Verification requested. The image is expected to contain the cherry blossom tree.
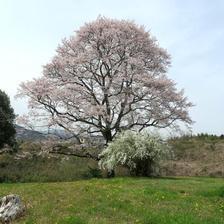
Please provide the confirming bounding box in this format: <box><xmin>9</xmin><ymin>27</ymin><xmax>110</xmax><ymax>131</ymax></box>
<box><xmin>17</xmin><ymin>17</ymin><xmax>193</xmax><ymax>145</ymax></box>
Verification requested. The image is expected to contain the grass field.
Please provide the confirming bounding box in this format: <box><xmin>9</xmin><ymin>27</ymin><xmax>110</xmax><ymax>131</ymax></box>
<box><xmin>0</xmin><ymin>177</ymin><xmax>224</xmax><ymax>224</ymax></box>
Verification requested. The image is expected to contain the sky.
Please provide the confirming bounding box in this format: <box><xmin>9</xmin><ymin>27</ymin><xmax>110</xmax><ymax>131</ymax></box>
<box><xmin>0</xmin><ymin>0</ymin><xmax>224</xmax><ymax>135</ymax></box>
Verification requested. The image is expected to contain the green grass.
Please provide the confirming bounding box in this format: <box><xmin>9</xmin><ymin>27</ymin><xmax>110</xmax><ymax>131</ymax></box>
<box><xmin>0</xmin><ymin>177</ymin><xmax>224</xmax><ymax>223</ymax></box>
<box><xmin>0</xmin><ymin>154</ymin><xmax>99</xmax><ymax>183</ymax></box>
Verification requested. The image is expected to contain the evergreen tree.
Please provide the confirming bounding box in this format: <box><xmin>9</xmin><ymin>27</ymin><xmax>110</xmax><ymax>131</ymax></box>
<box><xmin>0</xmin><ymin>90</ymin><xmax>16</xmax><ymax>149</ymax></box>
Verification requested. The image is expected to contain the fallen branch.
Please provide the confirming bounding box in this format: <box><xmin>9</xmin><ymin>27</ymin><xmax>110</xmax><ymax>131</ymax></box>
<box><xmin>49</xmin><ymin>144</ymin><xmax>101</xmax><ymax>161</ymax></box>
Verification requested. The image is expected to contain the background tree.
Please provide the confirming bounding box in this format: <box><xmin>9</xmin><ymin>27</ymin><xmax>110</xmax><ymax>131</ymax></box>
<box><xmin>17</xmin><ymin>17</ymin><xmax>192</xmax><ymax>145</ymax></box>
<box><xmin>0</xmin><ymin>90</ymin><xmax>16</xmax><ymax>149</ymax></box>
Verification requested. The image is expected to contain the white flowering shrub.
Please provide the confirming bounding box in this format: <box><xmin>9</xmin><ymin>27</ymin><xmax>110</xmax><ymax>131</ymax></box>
<box><xmin>99</xmin><ymin>131</ymin><xmax>170</xmax><ymax>176</ymax></box>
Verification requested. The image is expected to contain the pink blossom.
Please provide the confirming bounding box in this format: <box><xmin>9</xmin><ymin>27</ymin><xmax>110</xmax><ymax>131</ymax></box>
<box><xmin>16</xmin><ymin>17</ymin><xmax>193</xmax><ymax>142</ymax></box>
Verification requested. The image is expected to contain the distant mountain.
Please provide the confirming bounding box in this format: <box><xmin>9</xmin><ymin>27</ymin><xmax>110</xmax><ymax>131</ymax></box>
<box><xmin>46</xmin><ymin>129</ymin><xmax>74</xmax><ymax>139</ymax></box>
<box><xmin>15</xmin><ymin>125</ymin><xmax>48</xmax><ymax>141</ymax></box>
<box><xmin>15</xmin><ymin>125</ymin><xmax>105</xmax><ymax>144</ymax></box>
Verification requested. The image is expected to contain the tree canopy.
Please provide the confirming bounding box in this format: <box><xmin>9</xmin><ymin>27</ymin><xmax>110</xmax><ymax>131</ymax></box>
<box><xmin>17</xmin><ymin>17</ymin><xmax>193</xmax><ymax>143</ymax></box>
<box><xmin>0</xmin><ymin>90</ymin><xmax>16</xmax><ymax>149</ymax></box>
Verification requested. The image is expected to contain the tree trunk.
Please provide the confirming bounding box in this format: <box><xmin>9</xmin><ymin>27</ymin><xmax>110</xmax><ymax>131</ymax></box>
<box><xmin>103</xmin><ymin>129</ymin><xmax>115</xmax><ymax>178</ymax></box>
<box><xmin>106</xmin><ymin>169</ymin><xmax>115</xmax><ymax>178</ymax></box>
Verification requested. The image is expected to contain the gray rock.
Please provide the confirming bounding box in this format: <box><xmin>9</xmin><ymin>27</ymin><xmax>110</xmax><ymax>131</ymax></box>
<box><xmin>0</xmin><ymin>195</ymin><xmax>25</xmax><ymax>223</ymax></box>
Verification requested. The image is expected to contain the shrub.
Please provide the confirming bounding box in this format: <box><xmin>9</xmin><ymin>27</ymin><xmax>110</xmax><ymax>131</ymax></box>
<box><xmin>82</xmin><ymin>166</ymin><xmax>102</xmax><ymax>178</ymax></box>
<box><xmin>99</xmin><ymin>131</ymin><xmax>170</xmax><ymax>176</ymax></box>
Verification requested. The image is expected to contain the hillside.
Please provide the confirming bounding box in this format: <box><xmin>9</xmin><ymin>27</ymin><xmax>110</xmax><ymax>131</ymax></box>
<box><xmin>162</xmin><ymin>135</ymin><xmax>224</xmax><ymax>177</ymax></box>
<box><xmin>1</xmin><ymin>134</ymin><xmax>224</xmax><ymax>183</ymax></box>
<box><xmin>0</xmin><ymin>177</ymin><xmax>224</xmax><ymax>224</ymax></box>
